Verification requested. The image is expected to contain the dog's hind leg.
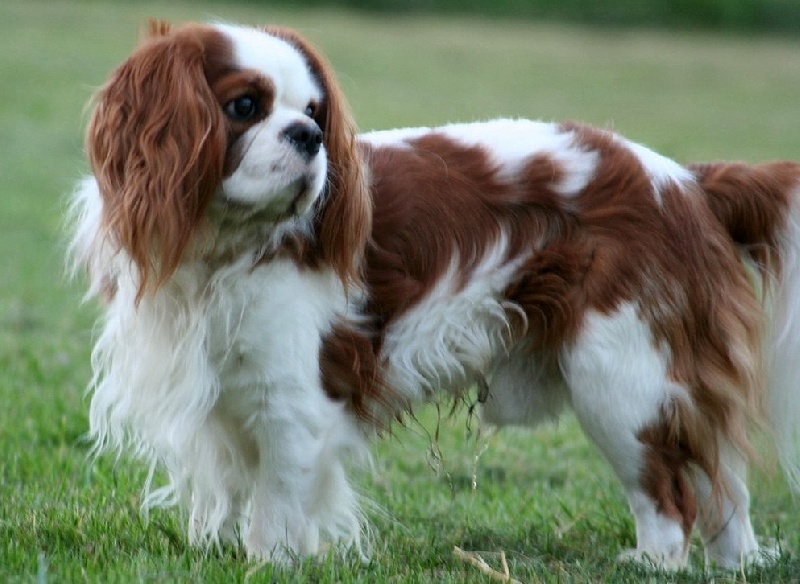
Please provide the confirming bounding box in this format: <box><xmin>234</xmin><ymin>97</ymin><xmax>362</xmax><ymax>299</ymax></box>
<box><xmin>563</xmin><ymin>304</ymin><xmax>696</xmax><ymax>569</ymax></box>
<box><xmin>691</xmin><ymin>442</ymin><xmax>772</xmax><ymax>570</ymax></box>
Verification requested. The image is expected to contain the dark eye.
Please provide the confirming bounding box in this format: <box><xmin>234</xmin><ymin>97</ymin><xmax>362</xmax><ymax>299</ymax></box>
<box><xmin>225</xmin><ymin>95</ymin><xmax>259</xmax><ymax>121</ymax></box>
<box><xmin>304</xmin><ymin>102</ymin><xmax>318</xmax><ymax>118</ymax></box>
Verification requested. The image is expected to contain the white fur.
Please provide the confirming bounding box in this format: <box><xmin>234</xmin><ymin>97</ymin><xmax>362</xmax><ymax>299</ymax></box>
<box><xmin>380</xmin><ymin>232</ymin><xmax>529</xmax><ymax>403</ymax></box>
<box><xmin>564</xmin><ymin>304</ymin><xmax>688</xmax><ymax>470</ymax></box>
<box><xmin>619</xmin><ymin>491</ymin><xmax>689</xmax><ymax>569</ymax></box>
<box><xmin>66</xmin><ymin>177</ymin><xmax>119</xmax><ymax>300</ymax></box>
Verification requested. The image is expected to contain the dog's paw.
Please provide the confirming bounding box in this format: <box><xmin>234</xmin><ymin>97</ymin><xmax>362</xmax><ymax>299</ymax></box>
<box><xmin>751</xmin><ymin>542</ymin><xmax>782</xmax><ymax>566</ymax></box>
<box><xmin>617</xmin><ymin>547</ymin><xmax>689</xmax><ymax>571</ymax></box>
<box><xmin>705</xmin><ymin>540</ymin><xmax>782</xmax><ymax>571</ymax></box>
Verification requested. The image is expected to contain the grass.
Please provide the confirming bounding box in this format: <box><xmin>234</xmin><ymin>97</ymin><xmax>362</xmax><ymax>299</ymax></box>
<box><xmin>2</xmin><ymin>0</ymin><xmax>800</xmax><ymax>581</ymax></box>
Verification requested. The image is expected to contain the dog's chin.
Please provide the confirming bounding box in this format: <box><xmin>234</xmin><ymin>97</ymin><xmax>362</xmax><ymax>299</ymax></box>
<box><xmin>216</xmin><ymin>177</ymin><xmax>320</xmax><ymax>224</ymax></box>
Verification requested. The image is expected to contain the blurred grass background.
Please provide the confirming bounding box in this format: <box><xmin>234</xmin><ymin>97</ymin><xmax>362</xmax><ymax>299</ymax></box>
<box><xmin>223</xmin><ymin>0</ymin><xmax>800</xmax><ymax>34</ymax></box>
<box><xmin>2</xmin><ymin>0</ymin><xmax>800</xmax><ymax>581</ymax></box>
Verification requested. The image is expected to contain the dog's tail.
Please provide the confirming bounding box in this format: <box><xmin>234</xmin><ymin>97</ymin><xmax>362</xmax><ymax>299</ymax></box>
<box><xmin>690</xmin><ymin>161</ymin><xmax>800</xmax><ymax>490</ymax></box>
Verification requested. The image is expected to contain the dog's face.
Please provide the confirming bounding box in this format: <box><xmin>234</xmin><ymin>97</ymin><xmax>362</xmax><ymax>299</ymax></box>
<box><xmin>86</xmin><ymin>22</ymin><xmax>370</xmax><ymax>295</ymax></box>
<box><xmin>212</xmin><ymin>24</ymin><xmax>327</xmax><ymax>219</ymax></box>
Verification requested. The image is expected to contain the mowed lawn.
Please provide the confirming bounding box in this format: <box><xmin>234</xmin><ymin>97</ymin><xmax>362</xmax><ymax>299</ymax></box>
<box><xmin>3</xmin><ymin>0</ymin><xmax>800</xmax><ymax>581</ymax></box>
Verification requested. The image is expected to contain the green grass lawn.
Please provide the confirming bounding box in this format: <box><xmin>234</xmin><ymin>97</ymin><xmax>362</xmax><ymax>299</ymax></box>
<box><xmin>3</xmin><ymin>0</ymin><xmax>800</xmax><ymax>581</ymax></box>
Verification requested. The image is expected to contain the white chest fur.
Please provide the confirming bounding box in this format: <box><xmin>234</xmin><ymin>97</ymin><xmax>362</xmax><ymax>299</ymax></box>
<box><xmin>207</xmin><ymin>259</ymin><xmax>348</xmax><ymax>396</ymax></box>
<box><xmin>90</xmin><ymin>256</ymin><xmax>367</xmax><ymax>559</ymax></box>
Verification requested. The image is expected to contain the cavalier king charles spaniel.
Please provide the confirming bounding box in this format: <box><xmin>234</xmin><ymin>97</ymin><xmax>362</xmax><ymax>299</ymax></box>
<box><xmin>69</xmin><ymin>21</ymin><xmax>800</xmax><ymax>569</ymax></box>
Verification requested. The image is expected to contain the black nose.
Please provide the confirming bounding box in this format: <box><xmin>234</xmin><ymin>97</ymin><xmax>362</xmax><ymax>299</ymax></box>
<box><xmin>282</xmin><ymin>121</ymin><xmax>323</xmax><ymax>158</ymax></box>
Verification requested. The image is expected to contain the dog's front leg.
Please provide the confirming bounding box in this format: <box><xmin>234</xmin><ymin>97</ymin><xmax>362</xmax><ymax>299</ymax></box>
<box><xmin>212</xmin><ymin>264</ymin><xmax>368</xmax><ymax>562</ymax></box>
<box><xmin>244</xmin><ymin>389</ymin><xmax>323</xmax><ymax>561</ymax></box>
<box><xmin>240</xmin><ymin>377</ymin><xmax>364</xmax><ymax>563</ymax></box>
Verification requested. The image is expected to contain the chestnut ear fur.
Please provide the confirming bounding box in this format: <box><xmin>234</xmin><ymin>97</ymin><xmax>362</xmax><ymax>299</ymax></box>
<box><xmin>266</xmin><ymin>26</ymin><xmax>373</xmax><ymax>288</ymax></box>
<box><xmin>86</xmin><ymin>22</ymin><xmax>227</xmax><ymax>299</ymax></box>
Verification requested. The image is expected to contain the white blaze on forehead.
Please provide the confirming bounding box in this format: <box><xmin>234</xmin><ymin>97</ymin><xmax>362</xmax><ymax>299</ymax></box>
<box><xmin>214</xmin><ymin>23</ymin><xmax>323</xmax><ymax>108</ymax></box>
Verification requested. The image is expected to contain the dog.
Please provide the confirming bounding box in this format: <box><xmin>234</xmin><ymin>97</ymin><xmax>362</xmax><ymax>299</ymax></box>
<box><xmin>69</xmin><ymin>21</ymin><xmax>800</xmax><ymax>569</ymax></box>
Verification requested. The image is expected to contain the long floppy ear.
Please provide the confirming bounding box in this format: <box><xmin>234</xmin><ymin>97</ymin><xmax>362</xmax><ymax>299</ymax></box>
<box><xmin>266</xmin><ymin>27</ymin><xmax>372</xmax><ymax>288</ymax></box>
<box><xmin>86</xmin><ymin>22</ymin><xmax>227</xmax><ymax>299</ymax></box>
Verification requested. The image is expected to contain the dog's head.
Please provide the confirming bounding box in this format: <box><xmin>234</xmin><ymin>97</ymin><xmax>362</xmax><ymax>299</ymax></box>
<box><xmin>86</xmin><ymin>22</ymin><xmax>370</xmax><ymax>297</ymax></box>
